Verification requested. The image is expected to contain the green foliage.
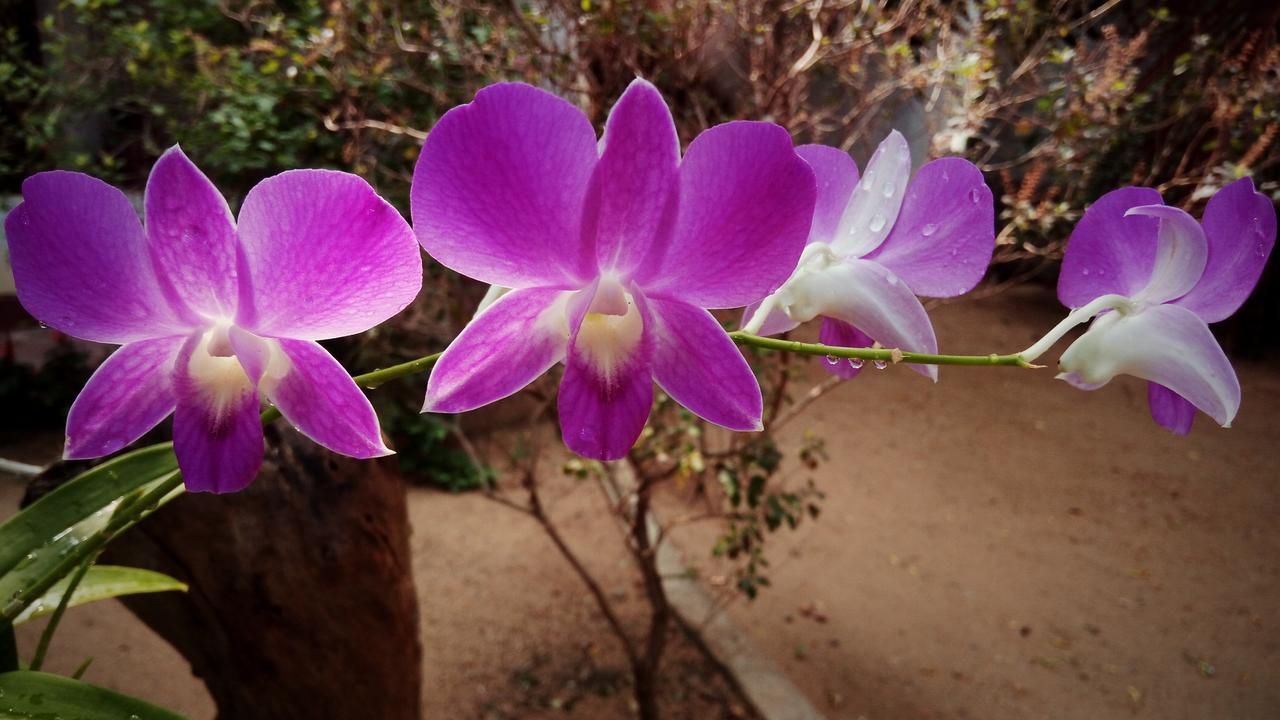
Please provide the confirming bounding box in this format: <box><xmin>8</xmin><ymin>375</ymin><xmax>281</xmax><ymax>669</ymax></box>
<box><xmin>0</xmin><ymin>670</ymin><xmax>184</xmax><ymax>719</ymax></box>
<box><xmin>376</xmin><ymin>393</ymin><xmax>493</xmax><ymax>492</ymax></box>
<box><xmin>14</xmin><ymin>565</ymin><xmax>187</xmax><ymax>625</ymax></box>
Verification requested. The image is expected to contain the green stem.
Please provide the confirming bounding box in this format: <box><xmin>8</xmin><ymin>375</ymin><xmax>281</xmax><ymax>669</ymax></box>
<box><xmin>29</xmin><ymin>552</ymin><xmax>97</xmax><ymax>671</ymax></box>
<box><xmin>728</xmin><ymin>332</ymin><xmax>1035</xmax><ymax>368</ymax></box>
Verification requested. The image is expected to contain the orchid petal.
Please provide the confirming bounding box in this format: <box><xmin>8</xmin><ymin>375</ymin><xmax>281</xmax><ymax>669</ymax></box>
<box><xmin>831</xmin><ymin>130</ymin><xmax>912</xmax><ymax>257</ymax></box>
<box><xmin>646</xmin><ymin>296</ymin><xmax>761</xmax><ymax>431</ymax></box>
<box><xmin>795</xmin><ymin>144</ymin><xmax>859</xmax><ymax>244</ymax></box>
<box><xmin>818</xmin><ymin>317</ymin><xmax>873</xmax><ymax>380</ymax></box>
<box><xmin>558</xmin><ymin>284</ymin><xmax>653</xmax><ymax>460</ymax></box>
<box><xmin>425</xmin><ymin>287</ymin><xmax>570</xmax><ymax>413</ymax></box>
<box><xmin>235</xmin><ymin>170</ymin><xmax>421</xmax><ymax>341</ymax></box>
<box><xmin>268</xmin><ymin>339</ymin><xmax>391</xmax><ymax>458</ymax></box>
<box><xmin>1125</xmin><ymin>204</ymin><xmax>1207</xmax><ymax>305</ymax></box>
<box><xmin>144</xmin><ymin>146</ymin><xmax>239</xmax><ymax>320</ymax></box>
<box><xmin>591</xmin><ymin>79</ymin><xmax>680</xmax><ymax>277</ymax></box>
<box><xmin>779</xmin><ymin>257</ymin><xmax>939</xmax><ymax>380</ymax></box>
<box><xmin>1148</xmin><ymin>382</ymin><xmax>1195</xmax><ymax>436</ymax></box>
<box><xmin>64</xmin><ymin>336</ymin><xmax>182</xmax><ymax>460</ymax></box>
<box><xmin>411</xmin><ymin>83</ymin><xmax>598</xmax><ymax>288</ymax></box>
<box><xmin>5</xmin><ymin>172</ymin><xmax>189</xmax><ymax>343</ymax></box>
<box><xmin>638</xmin><ymin>121</ymin><xmax>815</xmax><ymax>308</ymax></box>
<box><xmin>1173</xmin><ymin>177</ymin><xmax>1276</xmax><ymax>322</ymax></box>
<box><xmin>741</xmin><ymin>299</ymin><xmax>800</xmax><ymax>336</ymax></box>
<box><xmin>172</xmin><ymin>333</ymin><xmax>265</xmax><ymax>493</ymax></box>
<box><xmin>1057</xmin><ymin>304</ymin><xmax>1240</xmax><ymax>427</ymax></box>
<box><xmin>864</xmin><ymin>158</ymin><xmax>994</xmax><ymax>297</ymax></box>
<box><xmin>1058</xmin><ymin>187</ymin><xmax>1164</xmax><ymax>308</ymax></box>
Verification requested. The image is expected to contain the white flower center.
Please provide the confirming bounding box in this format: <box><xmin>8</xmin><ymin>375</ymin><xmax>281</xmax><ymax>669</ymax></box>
<box><xmin>574</xmin><ymin>278</ymin><xmax>642</xmax><ymax>381</ymax></box>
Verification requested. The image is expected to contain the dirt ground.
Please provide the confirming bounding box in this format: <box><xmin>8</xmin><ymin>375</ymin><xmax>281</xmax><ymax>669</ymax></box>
<box><xmin>2</xmin><ymin>285</ymin><xmax>1277</xmax><ymax>719</ymax></box>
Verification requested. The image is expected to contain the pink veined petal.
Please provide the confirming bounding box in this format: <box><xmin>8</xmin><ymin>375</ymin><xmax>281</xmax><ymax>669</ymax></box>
<box><xmin>795</xmin><ymin>144</ymin><xmax>859</xmax><ymax>244</ymax></box>
<box><xmin>144</xmin><ymin>146</ymin><xmax>239</xmax><ymax>320</ymax></box>
<box><xmin>818</xmin><ymin>317</ymin><xmax>873</xmax><ymax>380</ymax></box>
<box><xmin>64</xmin><ymin>336</ymin><xmax>183</xmax><ymax>460</ymax></box>
<box><xmin>646</xmin><ymin>296</ymin><xmax>762</xmax><ymax>431</ymax></box>
<box><xmin>5</xmin><ymin>172</ymin><xmax>190</xmax><ymax>343</ymax></box>
<box><xmin>1058</xmin><ymin>186</ymin><xmax>1164</xmax><ymax>309</ymax></box>
<box><xmin>740</xmin><ymin>300</ymin><xmax>800</xmax><ymax>336</ymax></box>
<box><xmin>830</xmin><ymin>130</ymin><xmax>913</xmax><ymax>257</ymax></box>
<box><xmin>171</xmin><ymin>333</ymin><xmax>265</xmax><ymax>494</ymax></box>
<box><xmin>557</xmin><ymin>283</ymin><xmax>654</xmax><ymax>460</ymax></box>
<box><xmin>1056</xmin><ymin>304</ymin><xmax>1240</xmax><ymax>428</ymax></box>
<box><xmin>411</xmin><ymin>83</ymin><xmax>598</xmax><ymax>288</ymax></box>
<box><xmin>1148</xmin><ymin>382</ymin><xmax>1195</xmax><ymax>436</ymax></box>
<box><xmin>637</xmin><ymin>121</ymin><xmax>815</xmax><ymax>308</ymax></box>
<box><xmin>425</xmin><ymin>287</ymin><xmax>571</xmax><ymax>413</ymax></box>
<box><xmin>1173</xmin><ymin>177</ymin><xmax>1276</xmax><ymax>323</ymax></box>
<box><xmin>782</xmin><ymin>258</ymin><xmax>939</xmax><ymax>381</ymax></box>
<box><xmin>235</xmin><ymin>169</ymin><xmax>422</xmax><ymax>341</ymax></box>
<box><xmin>267</xmin><ymin>339</ymin><xmax>391</xmax><ymax>459</ymax></box>
<box><xmin>1125</xmin><ymin>204</ymin><xmax>1207</xmax><ymax>305</ymax></box>
<box><xmin>590</xmin><ymin>79</ymin><xmax>680</xmax><ymax>278</ymax></box>
<box><xmin>864</xmin><ymin>158</ymin><xmax>994</xmax><ymax>297</ymax></box>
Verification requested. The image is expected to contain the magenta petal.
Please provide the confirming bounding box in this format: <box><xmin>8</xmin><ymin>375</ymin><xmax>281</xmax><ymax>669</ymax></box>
<box><xmin>425</xmin><ymin>287</ymin><xmax>570</xmax><ymax>413</ymax></box>
<box><xmin>1058</xmin><ymin>187</ymin><xmax>1164</xmax><ymax>308</ymax></box>
<box><xmin>638</xmin><ymin>121</ymin><xmax>815</xmax><ymax>308</ymax></box>
<box><xmin>5</xmin><ymin>172</ymin><xmax>189</xmax><ymax>343</ymax></box>
<box><xmin>557</xmin><ymin>285</ymin><xmax>654</xmax><ymax>460</ymax></box>
<box><xmin>818</xmin><ymin>317</ymin><xmax>873</xmax><ymax>380</ymax></box>
<box><xmin>172</xmin><ymin>335</ymin><xmax>264</xmax><ymax>494</ymax></box>
<box><xmin>795</xmin><ymin>144</ymin><xmax>859</xmax><ymax>244</ymax></box>
<box><xmin>144</xmin><ymin>146</ymin><xmax>239</xmax><ymax>319</ymax></box>
<box><xmin>1174</xmin><ymin>177</ymin><xmax>1276</xmax><ymax>323</ymax></box>
<box><xmin>647</xmin><ymin>296</ymin><xmax>761</xmax><ymax>431</ymax></box>
<box><xmin>1148</xmin><ymin>382</ymin><xmax>1195</xmax><ymax>435</ymax></box>
<box><xmin>64</xmin><ymin>336</ymin><xmax>182</xmax><ymax>460</ymax></box>
<box><xmin>268</xmin><ymin>339</ymin><xmax>390</xmax><ymax>458</ymax></box>
<box><xmin>235</xmin><ymin>170</ymin><xmax>422</xmax><ymax>341</ymax></box>
<box><xmin>559</xmin><ymin>352</ymin><xmax>653</xmax><ymax>461</ymax></box>
<box><xmin>865</xmin><ymin>158</ymin><xmax>994</xmax><ymax>297</ymax></box>
<box><xmin>591</xmin><ymin>79</ymin><xmax>680</xmax><ymax>277</ymax></box>
<box><xmin>412</xmin><ymin>83</ymin><xmax>598</xmax><ymax>288</ymax></box>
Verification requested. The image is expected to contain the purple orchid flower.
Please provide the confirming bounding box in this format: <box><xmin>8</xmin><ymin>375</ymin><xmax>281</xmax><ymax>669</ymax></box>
<box><xmin>4</xmin><ymin>147</ymin><xmax>422</xmax><ymax>492</ymax></box>
<box><xmin>742</xmin><ymin>131</ymin><xmax>994</xmax><ymax>380</ymax></box>
<box><xmin>1053</xmin><ymin>179</ymin><xmax>1274</xmax><ymax>433</ymax></box>
<box><xmin>411</xmin><ymin>80</ymin><xmax>816</xmax><ymax>460</ymax></box>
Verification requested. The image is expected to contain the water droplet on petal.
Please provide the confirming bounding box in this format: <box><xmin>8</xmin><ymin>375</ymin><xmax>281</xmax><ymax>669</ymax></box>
<box><xmin>848</xmin><ymin>358</ymin><xmax>865</xmax><ymax>369</ymax></box>
<box><xmin>1081</xmin><ymin>268</ymin><xmax>1090</xmax><ymax>276</ymax></box>
<box><xmin>824</xmin><ymin>355</ymin><xmax>840</xmax><ymax>365</ymax></box>
<box><xmin>874</xmin><ymin>359</ymin><xmax>889</xmax><ymax>370</ymax></box>
<box><xmin>969</xmin><ymin>187</ymin><xmax>981</xmax><ymax>204</ymax></box>
<box><xmin>38</xmin><ymin>322</ymin><xmax>49</xmax><ymax>329</ymax></box>
<box><xmin>921</xmin><ymin>223</ymin><xmax>938</xmax><ymax>237</ymax></box>
<box><xmin>869</xmin><ymin>214</ymin><xmax>887</xmax><ymax>232</ymax></box>
<box><xmin>886</xmin><ymin>272</ymin><xmax>899</xmax><ymax>286</ymax></box>
<box><xmin>881</xmin><ymin>181</ymin><xmax>896</xmax><ymax>198</ymax></box>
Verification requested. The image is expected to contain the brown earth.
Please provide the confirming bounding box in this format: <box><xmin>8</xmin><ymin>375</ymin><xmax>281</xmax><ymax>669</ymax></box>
<box><xmin>3</xmin><ymin>285</ymin><xmax>1277</xmax><ymax>719</ymax></box>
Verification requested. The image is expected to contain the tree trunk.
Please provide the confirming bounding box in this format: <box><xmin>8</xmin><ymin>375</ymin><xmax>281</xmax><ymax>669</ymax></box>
<box><xmin>99</xmin><ymin>425</ymin><xmax>421</xmax><ymax>720</ymax></box>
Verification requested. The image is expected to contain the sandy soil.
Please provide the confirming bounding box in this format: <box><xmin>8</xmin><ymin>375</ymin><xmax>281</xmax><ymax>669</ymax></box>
<box><xmin>3</xmin><ymin>285</ymin><xmax>1277</xmax><ymax>719</ymax></box>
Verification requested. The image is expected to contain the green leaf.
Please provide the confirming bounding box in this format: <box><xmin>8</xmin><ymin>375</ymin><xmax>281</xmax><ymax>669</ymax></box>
<box><xmin>0</xmin><ymin>670</ymin><xmax>185</xmax><ymax>719</ymax></box>
<box><xmin>14</xmin><ymin>566</ymin><xmax>187</xmax><ymax>625</ymax></box>
<box><xmin>0</xmin><ymin>443</ymin><xmax>176</xmax><ymax>578</ymax></box>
